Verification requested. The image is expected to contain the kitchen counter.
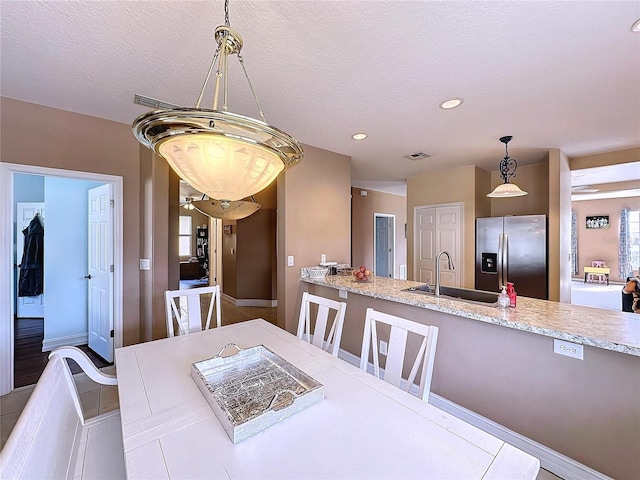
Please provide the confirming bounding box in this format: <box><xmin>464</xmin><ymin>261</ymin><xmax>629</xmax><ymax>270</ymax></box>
<box><xmin>301</xmin><ymin>275</ymin><xmax>640</xmax><ymax>479</ymax></box>
<box><xmin>301</xmin><ymin>275</ymin><xmax>640</xmax><ymax>356</ymax></box>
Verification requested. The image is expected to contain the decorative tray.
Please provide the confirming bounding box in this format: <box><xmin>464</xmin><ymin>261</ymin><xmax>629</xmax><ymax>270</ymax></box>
<box><xmin>191</xmin><ymin>344</ymin><xmax>324</xmax><ymax>443</ymax></box>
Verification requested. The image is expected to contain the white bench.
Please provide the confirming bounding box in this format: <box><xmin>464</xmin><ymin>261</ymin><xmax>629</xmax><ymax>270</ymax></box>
<box><xmin>0</xmin><ymin>347</ymin><xmax>125</xmax><ymax>479</ymax></box>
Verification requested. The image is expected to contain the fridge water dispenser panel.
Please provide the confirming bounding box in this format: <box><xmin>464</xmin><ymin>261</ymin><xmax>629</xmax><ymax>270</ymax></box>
<box><xmin>481</xmin><ymin>253</ymin><xmax>498</xmax><ymax>274</ymax></box>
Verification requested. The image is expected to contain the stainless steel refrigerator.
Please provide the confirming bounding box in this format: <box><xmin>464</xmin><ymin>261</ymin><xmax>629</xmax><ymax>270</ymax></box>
<box><xmin>475</xmin><ymin>215</ymin><xmax>548</xmax><ymax>300</ymax></box>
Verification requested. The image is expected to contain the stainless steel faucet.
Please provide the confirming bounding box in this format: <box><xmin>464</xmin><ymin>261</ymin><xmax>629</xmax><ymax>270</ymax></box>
<box><xmin>435</xmin><ymin>251</ymin><xmax>455</xmax><ymax>296</ymax></box>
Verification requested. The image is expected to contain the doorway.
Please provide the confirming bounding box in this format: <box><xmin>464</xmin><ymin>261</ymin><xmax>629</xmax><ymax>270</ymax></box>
<box><xmin>0</xmin><ymin>163</ymin><xmax>124</xmax><ymax>395</ymax></box>
<box><xmin>374</xmin><ymin>214</ymin><xmax>395</xmax><ymax>278</ymax></box>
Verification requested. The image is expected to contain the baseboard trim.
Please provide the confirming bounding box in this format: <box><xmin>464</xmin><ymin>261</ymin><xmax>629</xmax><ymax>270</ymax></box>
<box><xmin>42</xmin><ymin>333</ymin><xmax>88</xmax><ymax>352</ymax></box>
<box><xmin>337</xmin><ymin>348</ymin><xmax>611</xmax><ymax>480</ymax></box>
<box><xmin>222</xmin><ymin>293</ymin><xmax>277</xmax><ymax>308</ymax></box>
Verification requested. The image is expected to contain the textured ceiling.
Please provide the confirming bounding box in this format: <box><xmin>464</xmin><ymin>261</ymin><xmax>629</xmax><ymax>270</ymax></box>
<box><xmin>2</xmin><ymin>1</ymin><xmax>639</xmax><ymax>196</ymax></box>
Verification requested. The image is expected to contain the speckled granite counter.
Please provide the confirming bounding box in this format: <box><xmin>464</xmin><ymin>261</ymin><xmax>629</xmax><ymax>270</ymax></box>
<box><xmin>302</xmin><ymin>275</ymin><xmax>640</xmax><ymax>356</ymax></box>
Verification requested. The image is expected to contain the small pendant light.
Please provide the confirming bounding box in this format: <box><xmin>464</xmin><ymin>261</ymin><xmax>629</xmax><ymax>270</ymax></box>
<box><xmin>487</xmin><ymin>136</ymin><xmax>528</xmax><ymax>198</ymax></box>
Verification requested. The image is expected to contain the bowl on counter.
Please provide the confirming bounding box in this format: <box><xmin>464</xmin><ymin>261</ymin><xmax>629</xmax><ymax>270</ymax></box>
<box><xmin>301</xmin><ymin>266</ymin><xmax>329</xmax><ymax>279</ymax></box>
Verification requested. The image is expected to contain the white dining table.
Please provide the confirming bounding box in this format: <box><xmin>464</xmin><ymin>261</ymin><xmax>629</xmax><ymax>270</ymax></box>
<box><xmin>115</xmin><ymin>319</ymin><xmax>540</xmax><ymax>479</ymax></box>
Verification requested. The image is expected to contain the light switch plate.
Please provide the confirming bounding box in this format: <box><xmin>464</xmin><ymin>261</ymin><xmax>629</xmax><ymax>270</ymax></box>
<box><xmin>287</xmin><ymin>255</ymin><xmax>294</xmax><ymax>267</ymax></box>
<box><xmin>554</xmin><ymin>339</ymin><xmax>583</xmax><ymax>360</ymax></box>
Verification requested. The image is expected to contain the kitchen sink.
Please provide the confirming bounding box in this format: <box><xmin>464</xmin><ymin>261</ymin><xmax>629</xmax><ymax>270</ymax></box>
<box><xmin>402</xmin><ymin>284</ymin><xmax>499</xmax><ymax>304</ymax></box>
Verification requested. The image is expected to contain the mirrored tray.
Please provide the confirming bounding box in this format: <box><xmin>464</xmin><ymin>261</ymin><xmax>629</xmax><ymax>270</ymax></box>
<box><xmin>191</xmin><ymin>344</ymin><xmax>324</xmax><ymax>443</ymax></box>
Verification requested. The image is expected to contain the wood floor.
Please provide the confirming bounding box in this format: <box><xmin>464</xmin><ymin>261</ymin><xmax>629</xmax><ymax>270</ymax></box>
<box><xmin>13</xmin><ymin>318</ymin><xmax>112</xmax><ymax>388</ymax></box>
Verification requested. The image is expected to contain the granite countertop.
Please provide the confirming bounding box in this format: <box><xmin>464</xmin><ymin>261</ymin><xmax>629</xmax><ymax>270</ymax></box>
<box><xmin>301</xmin><ymin>275</ymin><xmax>640</xmax><ymax>356</ymax></box>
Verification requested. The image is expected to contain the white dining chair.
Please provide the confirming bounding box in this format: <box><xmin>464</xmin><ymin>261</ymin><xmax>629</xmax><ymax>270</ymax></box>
<box><xmin>359</xmin><ymin>308</ymin><xmax>439</xmax><ymax>402</ymax></box>
<box><xmin>296</xmin><ymin>292</ymin><xmax>347</xmax><ymax>357</ymax></box>
<box><xmin>164</xmin><ymin>285</ymin><xmax>221</xmax><ymax>337</ymax></box>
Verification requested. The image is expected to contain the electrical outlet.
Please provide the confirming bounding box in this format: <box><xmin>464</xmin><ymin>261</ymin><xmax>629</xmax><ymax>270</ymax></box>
<box><xmin>379</xmin><ymin>340</ymin><xmax>388</xmax><ymax>356</ymax></box>
<box><xmin>339</xmin><ymin>289</ymin><xmax>347</xmax><ymax>299</ymax></box>
<box><xmin>139</xmin><ymin>259</ymin><xmax>150</xmax><ymax>270</ymax></box>
<box><xmin>553</xmin><ymin>339</ymin><xmax>583</xmax><ymax>360</ymax></box>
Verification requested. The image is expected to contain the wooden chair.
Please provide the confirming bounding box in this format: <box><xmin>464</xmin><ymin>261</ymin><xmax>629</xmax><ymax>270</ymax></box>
<box><xmin>359</xmin><ymin>308</ymin><xmax>439</xmax><ymax>402</ymax></box>
<box><xmin>165</xmin><ymin>285</ymin><xmax>221</xmax><ymax>337</ymax></box>
<box><xmin>296</xmin><ymin>292</ymin><xmax>347</xmax><ymax>357</ymax></box>
<box><xmin>0</xmin><ymin>346</ymin><xmax>124</xmax><ymax>479</ymax></box>
<box><xmin>587</xmin><ymin>260</ymin><xmax>607</xmax><ymax>284</ymax></box>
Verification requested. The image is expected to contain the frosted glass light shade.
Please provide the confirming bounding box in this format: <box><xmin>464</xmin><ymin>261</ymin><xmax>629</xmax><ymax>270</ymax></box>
<box><xmin>192</xmin><ymin>199</ymin><xmax>261</xmax><ymax>220</ymax></box>
<box><xmin>160</xmin><ymin>135</ymin><xmax>283</xmax><ymax>202</ymax></box>
<box><xmin>487</xmin><ymin>182</ymin><xmax>528</xmax><ymax>198</ymax></box>
<box><xmin>133</xmin><ymin>108</ymin><xmax>303</xmax><ymax>202</ymax></box>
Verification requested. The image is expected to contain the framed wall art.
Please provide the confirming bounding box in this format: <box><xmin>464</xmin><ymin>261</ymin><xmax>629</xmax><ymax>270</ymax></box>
<box><xmin>586</xmin><ymin>215</ymin><xmax>609</xmax><ymax>229</ymax></box>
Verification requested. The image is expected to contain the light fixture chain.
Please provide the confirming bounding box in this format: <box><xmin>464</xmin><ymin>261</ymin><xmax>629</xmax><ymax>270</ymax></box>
<box><xmin>224</xmin><ymin>0</ymin><xmax>230</xmax><ymax>27</ymax></box>
<box><xmin>238</xmin><ymin>54</ymin><xmax>267</xmax><ymax>123</ymax></box>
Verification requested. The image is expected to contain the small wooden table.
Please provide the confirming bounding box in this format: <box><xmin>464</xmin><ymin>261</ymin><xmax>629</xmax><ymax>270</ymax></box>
<box><xmin>584</xmin><ymin>266</ymin><xmax>610</xmax><ymax>285</ymax></box>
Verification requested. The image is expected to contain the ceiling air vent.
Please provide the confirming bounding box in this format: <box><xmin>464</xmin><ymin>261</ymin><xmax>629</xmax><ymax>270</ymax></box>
<box><xmin>404</xmin><ymin>152</ymin><xmax>431</xmax><ymax>161</ymax></box>
<box><xmin>133</xmin><ymin>94</ymin><xmax>180</xmax><ymax>110</ymax></box>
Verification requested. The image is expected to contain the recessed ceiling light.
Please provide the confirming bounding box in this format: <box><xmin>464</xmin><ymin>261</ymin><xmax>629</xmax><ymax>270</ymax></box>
<box><xmin>352</xmin><ymin>133</ymin><xmax>368</xmax><ymax>140</ymax></box>
<box><xmin>632</xmin><ymin>18</ymin><xmax>640</xmax><ymax>32</ymax></box>
<box><xmin>439</xmin><ymin>98</ymin><xmax>463</xmax><ymax>110</ymax></box>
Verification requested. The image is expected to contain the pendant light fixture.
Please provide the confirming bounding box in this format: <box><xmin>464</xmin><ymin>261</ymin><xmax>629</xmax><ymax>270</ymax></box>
<box><xmin>487</xmin><ymin>136</ymin><xmax>528</xmax><ymax>198</ymax></box>
<box><xmin>132</xmin><ymin>0</ymin><xmax>303</xmax><ymax>203</ymax></box>
<box><xmin>192</xmin><ymin>198</ymin><xmax>261</xmax><ymax>220</ymax></box>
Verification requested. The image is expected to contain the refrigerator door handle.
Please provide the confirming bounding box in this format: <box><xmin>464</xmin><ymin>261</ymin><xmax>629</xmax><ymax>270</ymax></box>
<box><xmin>497</xmin><ymin>233</ymin><xmax>504</xmax><ymax>288</ymax></box>
<box><xmin>503</xmin><ymin>233</ymin><xmax>509</xmax><ymax>286</ymax></box>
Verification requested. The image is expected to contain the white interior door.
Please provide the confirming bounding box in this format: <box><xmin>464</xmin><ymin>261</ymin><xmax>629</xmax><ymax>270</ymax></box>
<box><xmin>87</xmin><ymin>184</ymin><xmax>113</xmax><ymax>362</ymax></box>
<box><xmin>414</xmin><ymin>204</ymin><xmax>462</xmax><ymax>286</ymax></box>
<box><xmin>415</xmin><ymin>207</ymin><xmax>436</xmax><ymax>284</ymax></box>
<box><xmin>374</xmin><ymin>214</ymin><xmax>395</xmax><ymax>278</ymax></box>
<box><xmin>435</xmin><ymin>205</ymin><xmax>462</xmax><ymax>287</ymax></box>
<box><xmin>16</xmin><ymin>203</ymin><xmax>45</xmax><ymax>318</ymax></box>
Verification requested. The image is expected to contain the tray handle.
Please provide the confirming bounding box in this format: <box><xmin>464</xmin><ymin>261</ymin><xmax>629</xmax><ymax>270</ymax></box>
<box><xmin>214</xmin><ymin>343</ymin><xmax>243</xmax><ymax>358</ymax></box>
<box><xmin>266</xmin><ymin>389</ymin><xmax>301</xmax><ymax>412</ymax></box>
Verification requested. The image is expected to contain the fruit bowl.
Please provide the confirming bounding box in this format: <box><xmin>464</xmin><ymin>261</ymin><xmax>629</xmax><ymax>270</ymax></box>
<box><xmin>353</xmin><ymin>266</ymin><xmax>372</xmax><ymax>282</ymax></box>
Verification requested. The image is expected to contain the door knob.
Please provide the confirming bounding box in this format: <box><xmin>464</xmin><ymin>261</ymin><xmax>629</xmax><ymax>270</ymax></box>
<box><xmin>84</xmin><ymin>274</ymin><xmax>92</xmax><ymax>279</ymax></box>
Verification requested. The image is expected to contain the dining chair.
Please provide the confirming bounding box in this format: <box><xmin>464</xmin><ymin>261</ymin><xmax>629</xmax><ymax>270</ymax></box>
<box><xmin>164</xmin><ymin>285</ymin><xmax>221</xmax><ymax>337</ymax></box>
<box><xmin>588</xmin><ymin>260</ymin><xmax>607</xmax><ymax>284</ymax></box>
<box><xmin>296</xmin><ymin>292</ymin><xmax>347</xmax><ymax>357</ymax></box>
<box><xmin>359</xmin><ymin>308</ymin><xmax>439</xmax><ymax>402</ymax></box>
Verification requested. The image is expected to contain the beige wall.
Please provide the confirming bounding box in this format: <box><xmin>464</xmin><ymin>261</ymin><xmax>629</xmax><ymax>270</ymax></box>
<box><xmin>351</xmin><ymin>188</ymin><xmax>407</xmax><ymax>278</ymax></box>
<box><xmin>219</xmin><ymin>182</ymin><xmax>277</xmax><ymax>302</ymax></box>
<box><xmin>308</xmin><ymin>283</ymin><xmax>640</xmax><ymax>480</ymax></box>
<box><xmin>572</xmin><ymin>197</ymin><xmax>640</xmax><ymax>282</ymax></box>
<box><xmin>570</xmin><ymin>147</ymin><xmax>640</xmax><ymax>170</ymax></box>
<box><xmin>277</xmin><ymin>144</ymin><xmax>351</xmax><ymax>333</ymax></box>
<box><xmin>407</xmin><ymin>165</ymin><xmax>487</xmax><ymax>288</ymax></box>
<box><xmin>1</xmin><ymin>98</ymin><xmax>143</xmax><ymax>345</ymax></box>
<box><xmin>221</xmin><ymin>220</ymin><xmax>238</xmax><ymax>298</ymax></box>
<box><xmin>549</xmin><ymin>149</ymin><xmax>572</xmax><ymax>302</ymax></box>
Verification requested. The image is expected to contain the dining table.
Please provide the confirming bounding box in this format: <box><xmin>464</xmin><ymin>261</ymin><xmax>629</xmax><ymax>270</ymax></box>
<box><xmin>115</xmin><ymin>319</ymin><xmax>540</xmax><ymax>479</ymax></box>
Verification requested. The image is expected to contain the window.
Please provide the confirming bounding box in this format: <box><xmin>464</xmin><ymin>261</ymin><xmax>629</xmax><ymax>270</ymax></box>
<box><xmin>630</xmin><ymin>210</ymin><xmax>640</xmax><ymax>272</ymax></box>
<box><xmin>179</xmin><ymin>216</ymin><xmax>192</xmax><ymax>257</ymax></box>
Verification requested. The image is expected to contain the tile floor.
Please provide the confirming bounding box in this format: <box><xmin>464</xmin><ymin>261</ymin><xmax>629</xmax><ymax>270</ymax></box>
<box><xmin>1</xmin><ymin>298</ymin><xmax>565</xmax><ymax>479</ymax></box>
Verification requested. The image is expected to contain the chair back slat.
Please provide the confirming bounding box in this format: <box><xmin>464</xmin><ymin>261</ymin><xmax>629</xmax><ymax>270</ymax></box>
<box><xmin>384</xmin><ymin>326</ymin><xmax>409</xmax><ymax>388</ymax></box>
<box><xmin>360</xmin><ymin>308</ymin><xmax>439</xmax><ymax>402</ymax></box>
<box><xmin>297</xmin><ymin>292</ymin><xmax>347</xmax><ymax>357</ymax></box>
<box><xmin>165</xmin><ymin>285</ymin><xmax>221</xmax><ymax>337</ymax></box>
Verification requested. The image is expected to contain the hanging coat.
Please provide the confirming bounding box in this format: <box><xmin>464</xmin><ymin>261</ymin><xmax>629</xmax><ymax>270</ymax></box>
<box><xmin>18</xmin><ymin>215</ymin><xmax>44</xmax><ymax>297</ymax></box>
